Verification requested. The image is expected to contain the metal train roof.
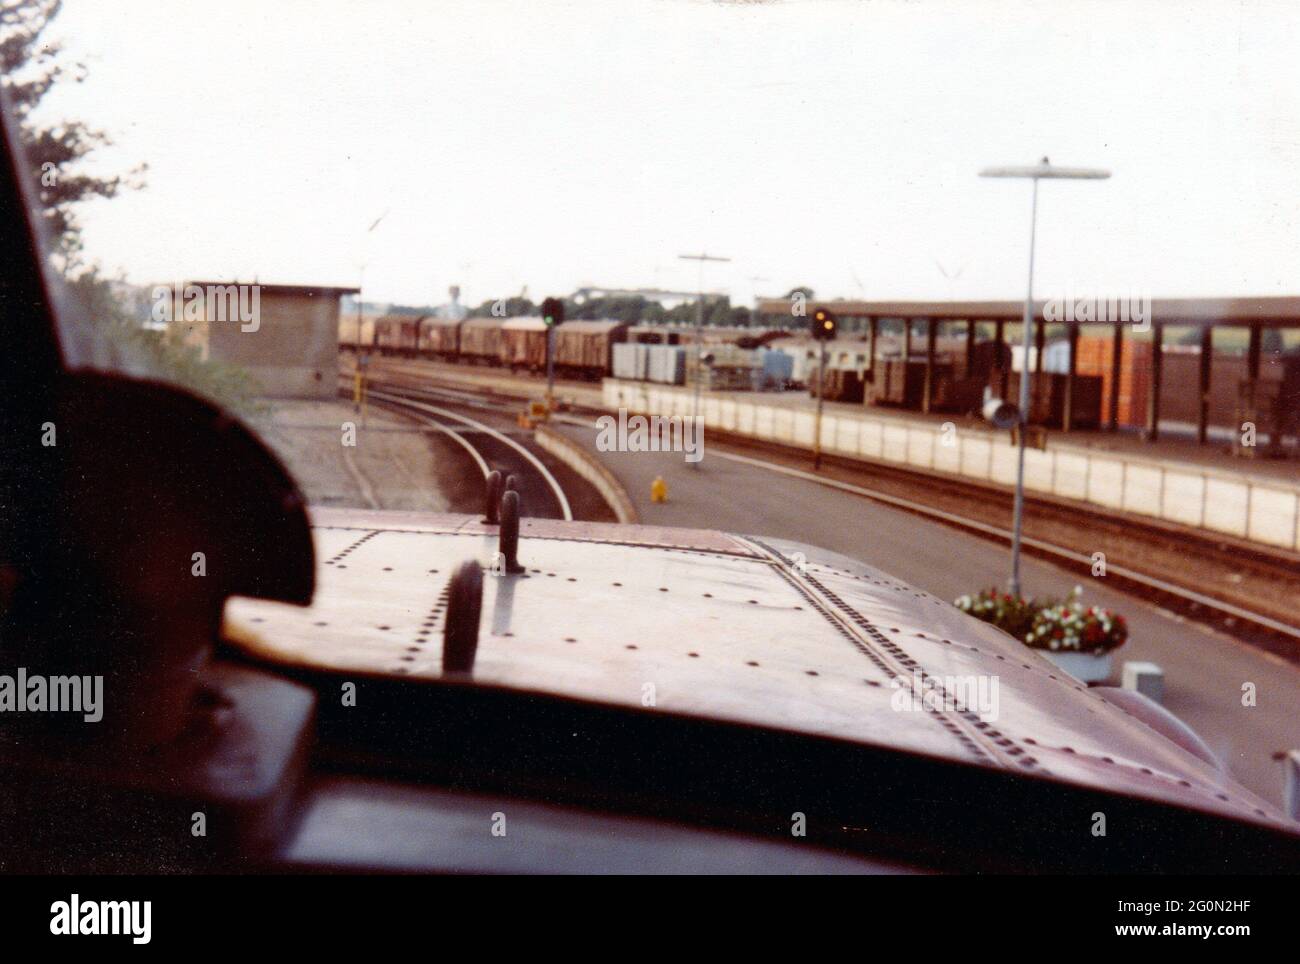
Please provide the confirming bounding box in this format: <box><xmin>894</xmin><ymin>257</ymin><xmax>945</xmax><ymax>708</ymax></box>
<box><xmin>461</xmin><ymin>316</ymin><xmax>508</xmax><ymax>330</ymax></box>
<box><xmin>501</xmin><ymin>316</ymin><xmax>547</xmax><ymax>331</ymax></box>
<box><xmin>226</xmin><ymin>507</ymin><xmax>1293</xmax><ymax>832</ymax></box>
<box><xmin>420</xmin><ymin>315</ymin><xmax>464</xmax><ymax>329</ymax></box>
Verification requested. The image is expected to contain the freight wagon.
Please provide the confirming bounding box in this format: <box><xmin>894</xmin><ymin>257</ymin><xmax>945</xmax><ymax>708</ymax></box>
<box><xmin>553</xmin><ymin>320</ymin><xmax>629</xmax><ymax>379</ymax></box>
<box><xmin>419</xmin><ymin>316</ymin><xmax>462</xmax><ymax>359</ymax></box>
<box><xmin>458</xmin><ymin>316</ymin><xmax>507</xmax><ymax>366</ymax></box>
<box><xmin>500</xmin><ymin>317</ymin><xmax>549</xmax><ymax>373</ymax></box>
<box><xmin>343</xmin><ymin>312</ymin><xmax>777</xmax><ymax>384</ymax></box>
<box><xmin>373</xmin><ymin>314</ymin><xmax>424</xmax><ymax>357</ymax></box>
<box><xmin>338</xmin><ymin>313</ymin><xmax>379</xmax><ymax>353</ymax></box>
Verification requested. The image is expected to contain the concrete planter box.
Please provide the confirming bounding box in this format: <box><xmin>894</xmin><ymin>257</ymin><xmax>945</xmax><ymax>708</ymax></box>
<box><xmin>1041</xmin><ymin>649</ymin><xmax>1113</xmax><ymax>684</ymax></box>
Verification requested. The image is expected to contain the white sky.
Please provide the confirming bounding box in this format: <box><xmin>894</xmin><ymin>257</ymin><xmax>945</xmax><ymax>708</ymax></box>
<box><xmin>36</xmin><ymin>0</ymin><xmax>1300</xmax><ymax>308</ymax></box>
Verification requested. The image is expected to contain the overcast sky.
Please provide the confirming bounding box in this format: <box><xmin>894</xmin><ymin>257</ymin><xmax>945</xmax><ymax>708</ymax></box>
<box><xmin>37</xmin><ymin>0</ymin><xmax>1300</xmax><ymax>308</ymax></box>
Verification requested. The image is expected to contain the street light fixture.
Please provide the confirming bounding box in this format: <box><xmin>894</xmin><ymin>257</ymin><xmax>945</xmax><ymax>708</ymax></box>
<box><xmin>980</xmin><ymin>157</ymin><xmax>1109</xmax><ymax>598</ymax></box>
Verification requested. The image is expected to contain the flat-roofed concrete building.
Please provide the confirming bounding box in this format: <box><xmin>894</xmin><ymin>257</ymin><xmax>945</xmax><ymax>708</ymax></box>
<box><xmin>166</xmin><ymin>281</ymin><xmax>359</xmax><ymax>399</ymax></box>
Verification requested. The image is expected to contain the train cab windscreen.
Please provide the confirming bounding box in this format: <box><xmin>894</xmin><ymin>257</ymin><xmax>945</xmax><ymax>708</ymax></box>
<box><xmin>1</xmin><ymin>0</ymin><xmax>1299</xmax><ymax>940</ymax></box>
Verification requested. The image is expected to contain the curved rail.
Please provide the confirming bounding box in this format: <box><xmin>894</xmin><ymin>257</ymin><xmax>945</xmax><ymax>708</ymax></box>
<box><xmin>367</xmin><ymin>390</ymin><xmax>491</xmax><ymax>481</ymax></box>
<box><xmin>367</xmin><ymin>387</ymin><xmax>574</xmax><ymax>521</ymax></box>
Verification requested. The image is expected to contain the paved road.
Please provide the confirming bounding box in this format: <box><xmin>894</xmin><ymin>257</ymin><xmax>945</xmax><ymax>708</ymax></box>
<box><xmin>556</xmin><ymin>419</ymin><xmax>1300</xmax><ymax>809</ymax></box>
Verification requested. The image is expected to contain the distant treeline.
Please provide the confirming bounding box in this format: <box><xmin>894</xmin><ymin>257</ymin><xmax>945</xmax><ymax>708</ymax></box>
<box><xmin>376</xmin><ymin>295</ymin><xmax>756</xmax><ymax>327</ymax></box>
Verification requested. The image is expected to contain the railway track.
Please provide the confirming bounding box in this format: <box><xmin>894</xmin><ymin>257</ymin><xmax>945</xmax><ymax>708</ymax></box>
<box><xmin>351</xmin><ymin>379</ymin><xmax>574</xmax><ymax>521</ymax></box>
<box><xmin>349</xmin><ymin>358</ymin><xmax>1300</xmax><ymax>657</ymax></box>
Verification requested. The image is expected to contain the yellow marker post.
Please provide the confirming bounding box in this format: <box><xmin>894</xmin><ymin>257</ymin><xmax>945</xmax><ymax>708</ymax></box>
<box><xmin>650</xmin><ymin>475</ymin><xmax>668</xmax><ymax>503</ymax></box>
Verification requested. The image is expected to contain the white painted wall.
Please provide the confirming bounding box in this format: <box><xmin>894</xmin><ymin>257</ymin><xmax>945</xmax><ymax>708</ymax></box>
<box><xmin>603</xmin><ymin>379</ymin><xmax>1300</xmax><ymax>550</ymax></box>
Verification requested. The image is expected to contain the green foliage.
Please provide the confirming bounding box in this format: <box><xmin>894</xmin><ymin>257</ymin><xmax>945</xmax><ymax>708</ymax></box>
<box><xmin>1</xmin><ymin>0</ymin><xmax>146</xmax><ymax>268</ymax></box>
<box><xmin>470</xmin><ymin>293</ymin><xmax>759</xmax><ymax>328</ymax></box>
<box><xmin>2</xmin><ymin>1</ymin><xmax>259</xmax><ymax>415</ymax></box>
<box><xmin>62</xmin><ymin>270</ymin><xmax>267</xmax><ymax>418</ymax></box>
<box><xmin>567</xmin><ymin>295</ymin><xmax>653</xmax><ymax>323</ymax></box>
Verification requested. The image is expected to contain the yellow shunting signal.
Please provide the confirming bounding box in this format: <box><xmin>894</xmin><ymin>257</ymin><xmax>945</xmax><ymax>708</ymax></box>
<box><xmin>812</xmin><ymin>307</ymin><xmax>838</xmax><ymax>341</ymax></box>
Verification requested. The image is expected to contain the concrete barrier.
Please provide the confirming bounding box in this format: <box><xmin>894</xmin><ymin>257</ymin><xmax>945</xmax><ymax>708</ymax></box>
<box><xmin>603</xmin><ymin>378</ymin><xmax>1300</xmax><ymax>550</ymax></box>
<box><xmin>534</xmin><ymin>423</ymin><xmax>639</xmax><ymax>524</ymax></box>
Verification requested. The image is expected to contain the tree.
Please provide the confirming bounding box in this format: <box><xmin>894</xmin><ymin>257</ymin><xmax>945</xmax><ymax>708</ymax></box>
<box><xmin>1</xmin><ymin>0</ymin><xmax>146</xmax><ymax>271</ymax></box>
<box><xmin>0</xmin><ymin>4</ymin><xmax>266</xmax><ymax>415</ymax></box>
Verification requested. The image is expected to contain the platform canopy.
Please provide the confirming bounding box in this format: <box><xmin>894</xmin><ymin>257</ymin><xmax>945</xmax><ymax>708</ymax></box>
<box><xmin>753</xmin><ymin>296</ymin><xmax>1299</xmax><ymax>443</ymax></box>
<box><xmin>755</xmin><ymin>296</ymin><xmax>1300</xmax><ymax>326</ymax></box>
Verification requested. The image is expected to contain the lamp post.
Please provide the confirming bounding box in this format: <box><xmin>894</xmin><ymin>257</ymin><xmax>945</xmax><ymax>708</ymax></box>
<box><xmin>355</xmin><ymin>209</ymin><xmax>389</xmax><ymax>357</ymax></box>
<box><xmin>979</xmin><ymin>157</ymin><xmax>1109</xmax><ymax>598</ymax></box>
<box><xmin>678</xmin><ymin>252</ymin><xmax>731</xmax><ymax>468</ymax></box>
<box><xmin>352</xmin><ymin>210</ymin><xmax>391</xmax><ymax>424</ymax></box>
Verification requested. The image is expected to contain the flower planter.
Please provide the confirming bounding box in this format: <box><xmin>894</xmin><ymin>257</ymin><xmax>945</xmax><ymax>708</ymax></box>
<box><xmin>1041</xmin><ymin>649</ymin><xmax>1113</xmax><ymax>684</ymax></box>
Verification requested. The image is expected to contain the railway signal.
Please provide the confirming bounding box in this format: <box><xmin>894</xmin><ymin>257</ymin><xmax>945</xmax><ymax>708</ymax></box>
<box><xmin>812</xmin><ymin>307</ymin><xmax>837</xmax><ymax>341</ymax></box>
<box><xmin>540</xmin><ymin>297</ymin><xmax>564</xmax><ymax>328</ymax></box>
<box><xmin>810</xmin><ymin>308</ymin><xmax>837</xmax><ymax>469</ymax></box>
<box><xmin>540</xmin><ymin>297</ymin><xmax>564</xmax><ymax>405</ymax></box>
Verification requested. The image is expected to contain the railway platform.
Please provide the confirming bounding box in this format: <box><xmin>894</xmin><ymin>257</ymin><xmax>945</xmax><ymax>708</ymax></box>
<box><xmin>603</xmin><ymin>379</ymin><xmax>1300</xmax><ymax>553</ymax></box>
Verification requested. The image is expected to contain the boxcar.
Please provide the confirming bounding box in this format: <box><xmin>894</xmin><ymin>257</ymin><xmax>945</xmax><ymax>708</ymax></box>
<box><xmin>419</xmin><ymin>316</ymin><xmax>463</xmax><ymax>359</ymax></box>
<box><xmin>500</xmin><ymin>317</ymin><xmax>549</xmax><ymax>372</ymax></box>
<box><xmin>373</xmin><ymin>314</ymin><xmax>423</xmax><ymax>357</ymax></box>
<box><xmin>459</xmin><ymin>316</ymin><xmax>507</xmax><ymax>366</ymax></box>
<box><xmin>339</xmin><ymin>313</ymin><xmax>379</xmax><ymax>353</ymax></box>
<box><xmin>553</xmin><ymin>320</ymin><xmax>629</xmax><ymax>379</ymax></box>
